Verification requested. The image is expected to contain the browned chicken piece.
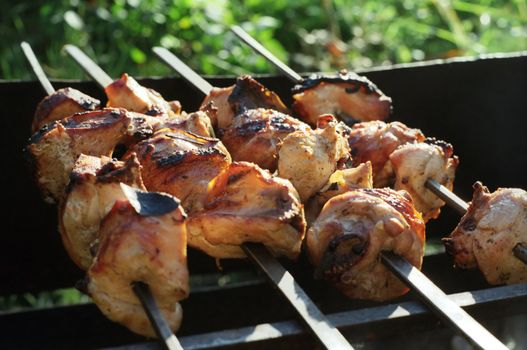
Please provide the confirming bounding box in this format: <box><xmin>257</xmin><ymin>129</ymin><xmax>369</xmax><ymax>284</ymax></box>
<box><xmin>199</xmin><ymin>86</ymin><xmax>235</xmax><ymax>131</ymax></box>
<box><xmin>26</xmin><ymin>108</ymin><xmax>162</xmax><ymax>203</ymax></box>
<box><xmin>228</xmin><ymin>75</ymin><xmax>290</xmax><ymax>115</ymax></box>
<box><xmin>128</xmin><ymin>128</ymin><xmax>231</xmax><ymax>213</ymax></box>
<box><xmin>444</xmin><ymin>182</ymin><xmax>527</xmax><ymax>285</ymax></box>
<box><xmin>307</xmin><ymin>188</ymin><xmax>425</xmax><ymax>301</ymax></box>
<box><xmin>277</xmin><ymin>115</ymin><xmax>351</xmax><ymax>202</ymax></box>
<box><xmin>106</xmin><ymin>73</ymin><xmax>181</xmax><ymax>117</ymax></box>
<box><xmin>163</xmin><ymin>110</ymin><xmax>215</xmax><ymax>138</ymax></box>
<box><xmin>59</xmin><ymin>154</ymin><xmax>145</xmax><ymax>270</ymax></box>
<box><xmin>291</xmin><ymin>70</ymin><xmax>392</xmax><ymax>126</ymax></box>
<box><xmin>390</xmin><ymin>139</ymin><xmax>459</xmax><ymax>222</ymax></box>
<box><xmin>87</xmin><ymin>186</ymin><xmax>188</xmax><ymax>337</ymax></box>
<box><xmin>347</xmin><ymin>121</ymin><xmax>425</xmax><ymax>187</ymax></box>
<box><xmin>305</xmin><ymin>161</ymin><xmax>373</xmax><ymax>224</ymax></box>
<box><xmin>32</xmin><ymin>87</ymin><xmax>100</xmax><ymax>133</ymax></box>
<box><xmin>222</xmin><ymin>108</ymin><xmax>309</xmax><ymax>172</ymax></box>
<box><xmin>187</xmin><ymin>162</ymin><xmax>306</xmax><ymax>259</ymax></box>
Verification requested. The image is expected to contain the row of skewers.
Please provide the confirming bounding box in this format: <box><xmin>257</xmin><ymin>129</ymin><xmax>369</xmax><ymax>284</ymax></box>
<box><xmin>22</xmin><ymin>27</ymin><xmax>527</xmax><ymax>350</ymax></box>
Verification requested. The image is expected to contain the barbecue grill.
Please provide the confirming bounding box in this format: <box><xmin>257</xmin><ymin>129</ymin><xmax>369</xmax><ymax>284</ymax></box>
<box><xmin>2</xmin><ymin>51</ymin><xmax>527</xmax><ymax>349</ymax></box>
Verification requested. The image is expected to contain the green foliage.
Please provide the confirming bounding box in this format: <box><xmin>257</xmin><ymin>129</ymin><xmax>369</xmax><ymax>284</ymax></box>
<box><xmin>1</xmin><ymin>0</ymin><xmax>526</xmax><ymax>80</ymax></box>
<box><xmin>0</xmin><ymin>288</ymin><xmax>90</xmax><ymax>312</ymax></box>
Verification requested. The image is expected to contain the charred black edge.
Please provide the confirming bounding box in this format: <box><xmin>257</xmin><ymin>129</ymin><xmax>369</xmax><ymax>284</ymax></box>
<box><xmin>226</xmin><ymin>109</ymin><xmax>302</xmax><ymax>137</ymax></box>
<box><xmin>156</xmin><ymin>147</ymin><xmax>224</xmax><ymax>168</ymax></box>
<box><xmin>424</xmin><ymin>137</ymin><xmax>454</xmax><ymax>155</ymax></box>
<box><xmin>291</xmin><ymin>70</ymin><xmax>387</xmax><ymax>96</ymax></box>
<box><xmin>228</xmin><ymin>75</ymin><xmax>289</xmax><ymax>114</ymax></box>
<box><xmin>120</xmin><ymin>183</ymin><xmax>184</xmax><ymax>217</ymax></box>
<box><xmin>34</xmin><ymin>87</ymin><xmax>101</xmax><ymax>122</ymax></box>
<box><xmin>163</xmin><ymin>129</ymin><xmax>220</xmax><ymax>144</ymax></box>
<box><xmin>75</xmin><ymin>276</ymin><xmax>91</xmax><ymax>296</ymax></box>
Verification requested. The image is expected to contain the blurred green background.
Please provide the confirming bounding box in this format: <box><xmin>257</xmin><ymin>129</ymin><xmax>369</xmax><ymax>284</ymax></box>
<box><xmin>1</xmin><ymin>0</ymin><xmax>526</xmax><ymax>310</ymax></box>
<box><xmin>1</xmin><ymin>0</ymin><xmax>527</xmax><ymax>80</ymax></box>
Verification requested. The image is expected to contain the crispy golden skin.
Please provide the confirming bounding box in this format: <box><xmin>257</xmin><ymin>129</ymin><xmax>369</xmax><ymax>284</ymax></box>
<box><xmin>129</xmin><ymin>128</ymin><xmax>232</xmax><ymax>212</ymax></box>
<box><xmin>187</xmin><ymin>162</ymin><xmax>306</xmax><ymax>259</ymax></box>
<box><xmin>87</xmin><ymin>194</ymin><xmax>188</xmax><ymax>338</ymax></box>
<box><xmin>347</xmin><ymin>121</ymin><xmax>425</xmax><ymax>187</ymax></box>
<box><xmin>307</xmin><ymin>188</ymin><xmax>425</xmax><ymax>301</ymax></box>
<box><xmin>292</xmin><ymin>70</ymin><xmax>392</xmax><ymax>126</ymax></box>
<box><xmin>33</xmin><ymin>87</ymin><xmax>100</xmax><ymax>133</ymax></box>
<box><xmin>26</xmin><ymin>108</ymin><xmax>162</xmax><ymax>203</ymax></box>
<box><xmin>222</xmin><ymin>108</ymin><xmax>309</xmax><ymax>172</ymax></box>
<box><xmin>59</xmin><ymin>154</ymin><xmax>145</xmax><ymax>270</ymax></box>
<box><xmin>199</xmin><ymin>86</ymin><xmax>235</xmax><ymax>131</ymax></box>
<box><xmin>390</xmin><ymin>139</ymin><xmax>459</xmax><ymax>222</ymax></box>
<box><xmin>105</xmin><ymin>73</ymin><xmax>181</xmax><ymax>117</ymax></box>
<box><xmin>277</xmin><ymin>115</ymin><xmax>351</xmax><ymax>202</ymax></box>
<box><xmin>444</xmin><ymin>182</ymin><xmax>527</xmax><ymax>285</ymax></box>
<box><xmin>305</xmin><ymin>161</ymin><xmax>373</xmax><ymax>224</ymax></box>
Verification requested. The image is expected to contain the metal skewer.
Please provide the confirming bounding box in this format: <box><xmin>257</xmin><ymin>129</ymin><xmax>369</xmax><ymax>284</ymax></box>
<box><xmin>152</xmin><ymin>46</ymin><xmax>354</xmax><ymax>350</ymax></box>
<box><xmin>23</xmin><ymin>42</ymin><xmax>183</xmax><ymax>350</ymax></box>
<box><xmin>228</xmin><ymin>27</ymin><xmax>510</xmax><ymax>350</ymax></box>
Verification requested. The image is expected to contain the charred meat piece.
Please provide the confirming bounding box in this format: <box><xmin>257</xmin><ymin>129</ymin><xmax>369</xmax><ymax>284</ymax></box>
<box><xmin>187</xmin><ymin>162</ymin><xmax>306</xmax><ymax>259</ymax></box>
<box><xmin>59</xmin><ymin>154</ymin><xmax>145</xmax><ymax>270</ymax></box>
<box><xmin>390</xmin><ymin>139</ymin><xmax>458</xmax><ymax>222</ymax></box>
<box><xmin>26</xmin><ymin>108</ymin><xmax>162</xmax><ymax>203</ymax></box>
<box><xmin>87</xmin><ymin>188</ymin><xmax>188</xmax><ymax>337</ymax></box>
<box><xmin>277</xmin><ymin>115</ymin><xmax>351</xmax><ymax>202</ymax></box>
<box><xmin>292</xmin><ymin>70</ymin><xmax>392</xmax><ymax>126</ymax></box>
<box><xmin>347</xmin><ymin>121</ymin><xmax>425</xmax><ymax>187</ymax></box>
<box><xmin>199</xmin><ymin>86</ymin><xmax>235</xmax><ymax>132</ymax></box>
<box><xmin>444</xmin><ymin>182</ymin><xmax>527</xmax><ymax>285</ymax></box>
<box><xmin>307</xmin><ymin>188</ymin><xmax>425</xmax><ymax>301</ymax></box>
<box><xmin>162</xmin><ymin>110</ymin><xmax>215</xmax><ymax>138</ymax></box>
<box><xmin>129</xmin><ymin>128</ymin><xmax>231</xmax><ymax>212</ymax></box>
<box><xmin>305</xmin><ymin>161</ymin><xmax>373</xmax><ymax>224</ymax></box>
<box><xmin>222</xmin><ymin>108</ymin><xmax>309</xmax><ymax>171</ymax></box>
<box><xmin>228</xmin><ymin>75</ymin><xmax>290</xmax><ymax>115</ymax></box>
<box><xmin>106</xmin><ymin>73</ymin><xmax>181</xmax><ymax>117</ymax></box>
<box><xmin>32</xmin><ymin>87</ymin><xmax>100</xmax><ymax>133</ymax></box>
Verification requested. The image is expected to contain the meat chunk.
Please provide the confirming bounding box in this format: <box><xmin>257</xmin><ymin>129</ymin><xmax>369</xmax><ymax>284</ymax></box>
<box><xmin>347</xmin><ymin>121</ymin><xmax>425</xmax><ymax>187</ymax></box>
<box><xmin>200</xmin><ymin>86</ymin><xmax>235</xmax><ymax>131</ymax></box>
<box><xmin>59</xmin><ymin>154</ymin><xmax>145</xmax><ymax>270</ymax></box>
<box><xmin>106</xmin><ymin>73</ymin><xmax>181</xmax><ymax>117</ymax></box>
<box><xmin>444</xmin><ymin>182</ymin><xmax>527</xmax><ymax>285</ymax></box>
<box><xmin>277</xmin><ymin>115</ymin><xmax>351</xmax><ymax>201</ymax></box>
<box><xmin>228</xmin><ymin>75</ymin><xmax>290</xmax><ymax>115</ymax></box>
<box><xmin>222</xmin><ymin>108</ymin><xmax>309</xmax><ymax>171</ymax></box>
<box><xmin>87</xmin><ymin>187</ymin><xmax>188</xmax><ymax>337</ymax></box>
<box><xmin>187</xmin><ymin>162</ymin><xmax>306</xmax><ymax>259</ymax></box>
<box><xmin>307</xmin><ymin>188</ymin><xmax>425</xmax><ymax>301</ymax></box>
<box><xmin>390</xmin><ymin>139</ymin><xmax>458</xmax><ymax>222</ymax></box>
<box><xmin>292</xmin><ymin>70</ymin><xmax>392</xmax><ymax>126</ymax></box>
<box><xmin>129</xmin><ymin>128</ymin><xmax>231</xmax><ymax>212</ymax></box>
<box><xmin>25</xmin><ymin>108</ymin><xmax>162</xmax><ymax>203</ymax></box>
<box><xmin>33</xmin><ymin>87</ymin><xmax>100</xmax><ymax>133</ymax></box>
<box><xmin>162</xmin><ymin>110</ymin><xmax>215</xmax><ymax>138</ymax></box>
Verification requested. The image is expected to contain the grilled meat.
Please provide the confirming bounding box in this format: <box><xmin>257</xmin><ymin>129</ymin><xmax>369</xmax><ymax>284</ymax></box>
<box><xmin>199</xmin><ymin>86</ymin><xmax>235</xmax><ymax>131</ymax></box>
<box><xmin>106</xmin><ymin>73</ymin><xmax>181</xmax><ymax>117</ymax></box>
<box><xmin>163</xmin><ymin>110</ymin><xmax>215</xmax><ymax>138</ymax></box>
<box><xmin>26</xmin><ymin>108</ymin><xmax>162</xmax><ymax>203</ymax></box>
<box><xmin>87</xmin><ymin>187</ymin><xmax>188</xmax><ymax>337</ymax></box>
<box><xmin>390</xmin><ymin>139</ymin><xmax>458</xmax><ymax>222</ymax></box>
<box><xmin>187</xmin><ymin>162</ymin><xmax>306</xmax><ymax>259</ymax></box>
<box><xmin>277</xmin><ymin>115</ymin><xmax>351</xmax><ymax>202</ymax></box>
<box><xmin>445</xmin><ymin>182</ymin><xmax>527</xmax><ymax>285</ymax></box>
<box><xmin>292</xmin><ymin>70</ymin><xmax>392</xmax><ymax>126</ymax></box>
<box><xmin>59</xmin><ymin>154</ymin><xmax>145</xmax><ymax>270</ymax></box>
<box><xmin>128</xmin><ymin>128</ymin><xmax>231</xmax><ymax>212</ymax></box>
<box><xmin>221</xmin><ymin>108</ymin><xmax>309</xmax><ymax>171</ymax></box>
<box><xmin>32</xmin><ymin>87</ymin><xmax>100</xmax><ymax>133</ymax></box>
<box><xmin>307</xmin><ymin>188</ymin><xmax>425</xmax><ymax>301</ymax></box>
<box><xmin>228</xmin><ymin>75</ymin><xmax>290</xmax><ymax>115</ymax></box>
<box><xmin>347</xmin><ymin>121</ymin><xmax>425</xmax><ymax>187</ymax></box>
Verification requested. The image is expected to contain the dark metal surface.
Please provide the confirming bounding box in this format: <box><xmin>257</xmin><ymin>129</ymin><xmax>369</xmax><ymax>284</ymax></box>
<box><xmin>63</xmin><ymin>44</ymin><xmax>114</xmax><ymax>88</ymax></box>
<box><xmin>230</xmin><ymin>25</ymin><xmax>303</xmax><ymax>83</ymax></box>
<box><xmin>425</xmin><ymin>179</ymin><xmax>469</xmax><ymax>215</ymax></box>
<box><xmin>20</xmin><ymin>42</ymin><xmax>55</xmax><ymax>95</ymax></box>
<box><xmin>242</xmin><ymin>243</ymin><xmax>353</xmax><ymax>350</ymax></box>
<box><xmin>132</xmin><ymin>282</ymin><xmax>184</xmax><ymax>350</ymax></box>
<box><xmin>152</xmin><ymin>47</ymin><xmax>214</xmax><ymax>95</ymax></box>
<box><xmin>513</xmin><ymin>244</ymin><xmax>527</xmax><ymax>265</ymax></box>
<box><xmin>381</xmin><ymin>251</ymin><xmax>508</xmax><ymax>350</ymax></box>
